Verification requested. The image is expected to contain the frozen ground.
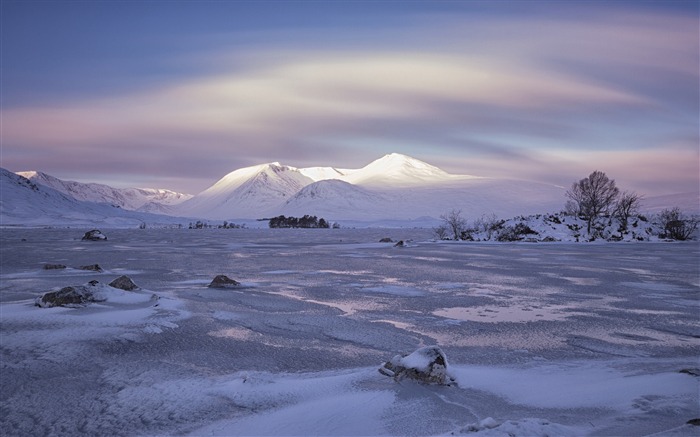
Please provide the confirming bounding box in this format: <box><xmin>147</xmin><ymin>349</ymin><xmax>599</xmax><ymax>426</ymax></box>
<box><xmin>1</xmin><ymin>228</ymin><xmax>698</xmax><ymax>436</ymax></box>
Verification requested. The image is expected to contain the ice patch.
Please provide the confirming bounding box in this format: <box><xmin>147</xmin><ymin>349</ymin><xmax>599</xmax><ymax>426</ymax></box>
<box><xmin>434</xmin><ymin>304</ymin><xmax>577</xmax><ymax>323</ymax></box>
<box><xmin>362</xmin><ymin>285</ymin><xmax>426</xmax><ymax>296</ymax></box>
<box><xmin>452</xmin><ymin>362</ymin><xmax>698</xmax><ymax>410</ymax></box>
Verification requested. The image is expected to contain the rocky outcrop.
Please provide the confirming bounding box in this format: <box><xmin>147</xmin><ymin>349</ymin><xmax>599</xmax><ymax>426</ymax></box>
<box><xmin>35</xmin><ymin>280</ymin><xmax>106</xmax><ymax>308</ymax></box>
<box><xmin>379</xmin><ymin>346</ymin><xmax>455</xmax><ymax>385</ymax></box>
<box><xmin>78</xmin><ymin>264</ymin><xmax>103</xmax><ymax>272</ymax></box>
<box><xmin>208</xmin><ymin>275</ymin><xmax>240</xmax><ymax>288</ymax></box>
<box><xmin>379</xmin><ymin>237</ymin><xmax>394</xmax><ymax>243</ymax></box>
<box><xmin>109</xmin><ymin>275</ymin><xmax>139</xmax><ymax>291</ymax></box>
<box><xmin>82</xmin><ymin>229</ymin><xmax>107</xmax><ymax>241</ymax></box>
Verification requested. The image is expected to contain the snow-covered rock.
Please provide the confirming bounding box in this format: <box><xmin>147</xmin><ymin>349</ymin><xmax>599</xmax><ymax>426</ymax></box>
<box><xmin>35</xmin><ymin>280</ymin><xmax>108</xmax><ymax>308</ymax></box>
<box><xmin>82</xmin><ymin>229</ymin><xmax>107</xmax><ymax>241</ymax></box>
<box><xmin>379</xmin><ymin>346</ymin><xmax>455</xmax><ymax>385</ymax></box>
<box><xmin>35</xmin><ymin>279</ymin><xmax>156</xmax><ymax>308</ymax></box>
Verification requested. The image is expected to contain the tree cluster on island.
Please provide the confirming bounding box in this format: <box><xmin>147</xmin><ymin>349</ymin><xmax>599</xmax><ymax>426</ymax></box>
<box><xmin>268</xmin><ymin>215</ymin><xmax>331</xmax><ymax>229</ymax></box>
<box><xmin>435</xmin><ymin>170</ymin><xmax>698</xmax><ymax>242</ymax></box>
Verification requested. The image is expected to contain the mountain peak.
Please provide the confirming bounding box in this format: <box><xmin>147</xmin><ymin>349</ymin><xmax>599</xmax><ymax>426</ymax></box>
<box><xmin>342</xmin><ymin>153</ymin><xmax>453</xmax><ymax>186</ymax></box>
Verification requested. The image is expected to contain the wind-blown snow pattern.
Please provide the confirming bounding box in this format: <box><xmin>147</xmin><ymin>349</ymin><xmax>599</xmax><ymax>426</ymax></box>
<box><xmin>1</xmin><ymin>228</ymin><xmax>698</xmax><ymax>436</ymax></box>
<box><xmin>17</xmin><ymin>170</ymin><xmax>192</xmax><ymax>210</ymax></box>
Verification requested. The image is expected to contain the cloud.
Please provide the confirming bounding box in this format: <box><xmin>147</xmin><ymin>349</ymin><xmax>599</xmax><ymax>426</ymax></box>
<box><xmin>2</xmin><ymin>5</ymin><xmax>697</xmax><ymax>195</ymax></box>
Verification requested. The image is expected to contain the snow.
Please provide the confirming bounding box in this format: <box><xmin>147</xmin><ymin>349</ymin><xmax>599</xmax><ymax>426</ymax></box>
<box><xmin>0</xmin><ymin>168</ymin><xmax>191</xmax><ymax>228</ymax></box>
<box><xmin>17</xmin><ymin>170</ymin><xmax>193</xmax><ymax>210</ymax></box>
<box><xmin>6</xmin><ymin>153</ymin><xmax>698</xmax><ymax>225</ymax></box>
<box><xmin>1</xmin><ymin>228</ymin><xmax>698</xmax><ymax>437</ymax></box>
<box><xmin>169</xmin><ymin>153</ymin><xmax>570</xmax><ymax>220</ymax></box>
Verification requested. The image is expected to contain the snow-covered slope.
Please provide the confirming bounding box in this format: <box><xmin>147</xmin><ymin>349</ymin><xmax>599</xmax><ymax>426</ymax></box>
<box><xmin>340</xmin><ymin>153</ymin><xmax>462</xmax><ymax>186</ymax></box>
<box><xmin>298</xmin><ymin>166</ymin><xmax>348</xmax><ymax>182</ymax></box>
<box><xmin>176</xmin><ymin>163</ymin><xmax>314</xmax><ymax>219</ymax></box>
<box><xmin>281</xmin><ymin>179</ymin><xmax>389</xmax><ymax>218</ymax></box>
<box><xmin>17</xmin><ymin>171</ymin><xmax>192</xmax><ymax>210</ymax></box>
<box><xmin>175</xmin><ymin>153</ymin><xmax>567</xmax><ymax>221</ymax></box>
<box><xmin>0</xmin><ymin>168</ymin><xmax>185</xmax><ymax>227</ymax></box>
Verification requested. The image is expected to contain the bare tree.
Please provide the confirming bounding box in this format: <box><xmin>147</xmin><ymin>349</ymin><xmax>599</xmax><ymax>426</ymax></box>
<box><xmin>566</xmin><ymin>170</ymin><xmax>620</xmax><ymax>234</ymax></box>
<box><xmin>614</xmin><ymin>191</ymin><xmax>643</xmax><ymax>232</ymax></box>
<box><xmin>440</xmin><ymin>209</ymin><xmax>466</xmax><ymax>240</ymax></box>
<box><xmin>659</xmin><ymin>207</ymin><xmax>699</xmax><ymax>240</ymax></box>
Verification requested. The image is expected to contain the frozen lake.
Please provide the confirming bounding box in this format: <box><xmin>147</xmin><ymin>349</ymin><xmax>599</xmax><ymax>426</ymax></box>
<box><xmin>1</xmin><ymin>228</ymin><xmax>698</xmax><ymax>436</ymax></box>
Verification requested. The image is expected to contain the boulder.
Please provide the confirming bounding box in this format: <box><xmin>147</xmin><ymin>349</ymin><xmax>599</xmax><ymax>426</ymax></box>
<box><xmin>379</xmin><ymin>237</ymin><xmax>394</xmax><ymax>243</ymax></box>
<box><xmin>393</xmin><ymin>240</ymin><xmax>405</xmax><ymax>247</ymax></box>
<box><xmin>78</xmin><ymin>264</ymin><xmax>103</xmax><ymax>272</ymax></box>
<box><xmin>35</xmin><ymin>280</ymin><xmax>106</xmax><ymax>308</ymax></box>
<box><xmin>43</xmin><ymin>264</ymin><xmax>67</xmax><ymax>270</ymax></box>
<box><xmin>109</xmin><ymin>275</ymin><xmax>139</xmax><ymax>291</ymax></box>
<box><xmin>82</xmin><ymin>229</ymin><xmax>107</xmax><ymax>241</ymax></box>
<box><xmin>208</xmin><ymin>275</ymin><xmax>240</xmax><ymax>288</ymax></box>
<box><xmin>379</xmin><ymin>346</ymin><xmax>455</xmax><ymax>385</ymax></box>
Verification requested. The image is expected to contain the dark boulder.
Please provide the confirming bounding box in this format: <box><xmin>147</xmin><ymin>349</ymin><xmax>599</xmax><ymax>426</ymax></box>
<box><xmin>35</xmin><ymin>280</ymin><xmax>106</xmax><ymax>308</ymax></box>
<box><xmin>379</xmin><ymin>237</ymin><xmax>394</xmax><ymax>243</ymax></box>
<box><xmin>109</xmin><ymin>275</ymin><xmax>139</xmax><ymax>291</ymax></box>
<box><xmin>379</xmin><ymin>346</ymin><xmax>455</xmax><ymax>385</ymax></box>
<box><xmin>393</xmin><ymin>240</ymin><xmax>405</xmax><ymax>247</ymax></box>
<box><xmin>78</xmin><ymin>264</ymin><xmax>103</xmax><ymax>272</ymax></box>
<box><xmin>208</xmin><ymin>275</ymin><xmax>240</xmax><ymax>288</ymax></box>
<box><xmin>43</xmin><ymin>264</ymin><xmax>67</xmax><ymax>270</ymax></box>
<box><xmin>82</xmin><ymin>229</ymin><xmax>107</xmax><ymax>241</ymax></box>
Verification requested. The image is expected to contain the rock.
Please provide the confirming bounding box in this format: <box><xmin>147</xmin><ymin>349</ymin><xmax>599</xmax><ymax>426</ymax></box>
<box><xmin>78</xmin><ymin>264</ymin><xmax>103</xmax><ymax>272</ymax></box>
<box><xmin>379</xmin><ymin>346</ymin><xmax>455</xmax><ymax>385</ymax></box>
<box><xmin>43</xmin><ymin>264</ymin><xmax>67</xmax><ymax>270</ymax></box>
<box><xmin>379</xmin><ymin>237</ymin><xmax>394</xmax><ymax>243</ymax></box>
<box><xmin>35</xmin><ymin>280</ymin><xmax>106</xmax><ymax>308</ymax></box>
<box><xmin>208</xmin><ymin>275</ymin><xmax>240</xmax><ymax>288</ymax></box>
<box><xmin>393</xmin><ymin>240</ymin><xmax>405</xmax><ymax>247</ymax></box>
<box><xmin>687</xmin><ymin>419</ymin><xmax>700</xmax><ymax>426</ymax></box>
<box><xmin>679</xmin><ymin>368</ymin><xmax>700</xmax><ymax>377</ymax></box>
<box><xmin>540</xmin><ymin>236</ymin><xmax>558</xmax><ymax>242</ymax></box>
<box><xmin>82</xmin><ymin>229</ymin><xmax>107</xmax><ymax>241</ymax></box>
<box><xmin>109</xmin><ymin>275</ymin><xmax>139</xmax><ymax>291</ymax></box>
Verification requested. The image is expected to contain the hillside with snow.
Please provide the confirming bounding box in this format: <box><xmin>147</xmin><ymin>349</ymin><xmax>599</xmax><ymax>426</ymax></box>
<box><xmin>17</xmin><ymin>171</ymin><xmax>192</xmax><ymax>211</ymax></box>
<box><xmin>175</xmin><ymin>153</ymin><xmax>569</xmax><ymax>221</ymax></box>
<box><xmin>4</xmin><ymin>153</ymin><xmax>698</xmax><ymax>227</ymax></box>
<box><xmin>0</xmin><ymin>169</ymin><xmax>187</xmax><ymax>227</ymax></box>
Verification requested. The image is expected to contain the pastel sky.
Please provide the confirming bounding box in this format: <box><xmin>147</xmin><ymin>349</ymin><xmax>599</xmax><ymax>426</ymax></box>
<box><xmin>2</xmin><ymin>1</ymin><xmax>698</xmax><ymax>196</ymax></box>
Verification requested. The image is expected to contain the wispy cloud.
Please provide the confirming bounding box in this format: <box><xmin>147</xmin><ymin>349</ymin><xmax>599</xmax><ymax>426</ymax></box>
<box><xmin>2</xmin><ymin>4</ymin><xmax>697</xmax><ymax>195</ymax></box>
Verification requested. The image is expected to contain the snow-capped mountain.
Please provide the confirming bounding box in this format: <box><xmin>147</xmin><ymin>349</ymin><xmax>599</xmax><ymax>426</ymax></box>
<box><xmin>0</xmin><ymin>168</ymin><xmax>185</xmax><ymax>227</ymax></box>
<box><xmin>17</xmin><ymin>171</ymin><xmax>192</xmax><ymax>210</ymax></box>
<box><xmin>174</xmin><ymin>153</ymin><xmax>568</xmax><ymax>220</ymax></box>
<box><xmin>177</xmin><ymin>163</ymin><xmax>314</xmax><ymax>219</ymax></box>
<box><xmin>339</xmin><ymin>153</ymin><xmax>461</xmax><ymax>186</ymax></box>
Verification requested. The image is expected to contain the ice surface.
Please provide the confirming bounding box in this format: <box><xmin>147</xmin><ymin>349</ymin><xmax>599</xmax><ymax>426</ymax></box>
<box><xmin>1</xmin><ymin>228</ymin><xmax>698</xmax><ymax>436</ymax></box>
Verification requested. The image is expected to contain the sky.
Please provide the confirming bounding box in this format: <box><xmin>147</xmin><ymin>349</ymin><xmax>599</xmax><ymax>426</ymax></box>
<box><xmin>1</xmin><ymin>0</ymin><xmax>698</xmax><ymax>196</ymax></box>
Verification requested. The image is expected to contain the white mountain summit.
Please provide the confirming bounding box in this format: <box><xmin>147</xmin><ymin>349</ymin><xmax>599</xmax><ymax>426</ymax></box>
<box><xmin>173</xmin><ymin>153</ymin><xmax>566</xmax><ymax>220</ymax></box>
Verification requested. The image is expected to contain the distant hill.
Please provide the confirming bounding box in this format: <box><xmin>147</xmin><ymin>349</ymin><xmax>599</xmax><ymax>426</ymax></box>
<box><xmin>0</xmin><ymin>168</ymin><xmax>186</xmax><ymax>227</ymax></box>
<box><xmin>17</xmin><ymin>170</ymin><xmax>192</xmax><ymax>211</ymax></box>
